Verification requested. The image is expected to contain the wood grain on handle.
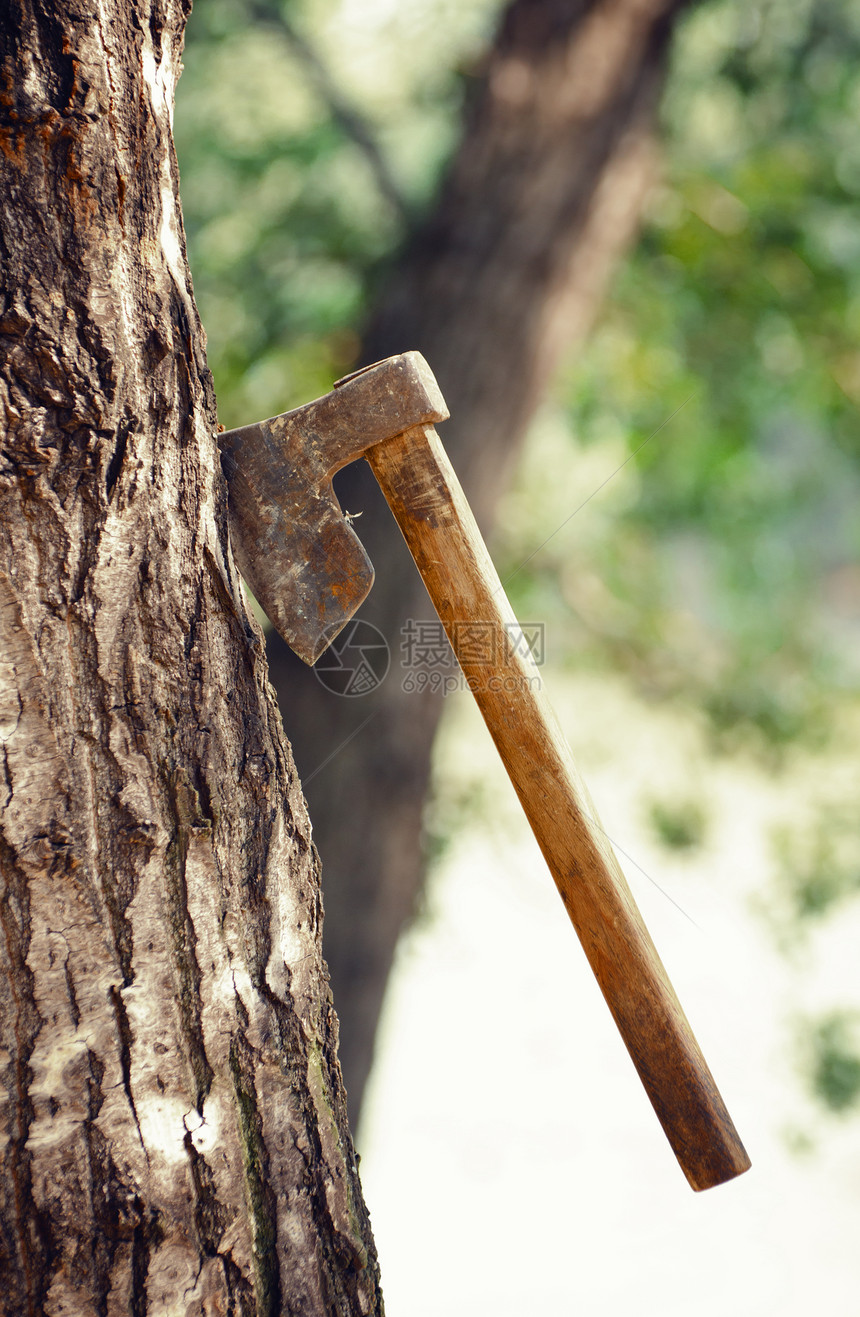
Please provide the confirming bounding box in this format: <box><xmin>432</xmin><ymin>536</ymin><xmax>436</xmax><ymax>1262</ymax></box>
<box><xmin>368</xmin><ymin>423</ymin><xmax>751</xmax><ymax>1192</ymax></box>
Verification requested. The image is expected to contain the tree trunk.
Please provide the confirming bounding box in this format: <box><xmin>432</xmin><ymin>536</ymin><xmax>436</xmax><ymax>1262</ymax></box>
<box><xmin>267</xmin><ymin>0</ymin><xmax>689</xmax><ymax>1124</ymax></box>
<box><xmin>0</xmin><ymin>4</ymin><xmax>380</xmax><ymax>1313</ymax></box>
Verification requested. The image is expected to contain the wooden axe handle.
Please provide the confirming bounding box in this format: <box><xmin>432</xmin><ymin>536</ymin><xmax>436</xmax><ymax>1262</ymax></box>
<box><xmin>368</xmin><ymin>423</ymin><xmax>750</xmax><ymax>1191</ymax></box>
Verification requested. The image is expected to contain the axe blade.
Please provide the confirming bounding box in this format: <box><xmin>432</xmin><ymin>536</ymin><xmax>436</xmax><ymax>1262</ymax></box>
<box><xmin>219</xmin><ymin>352</ymin><xmax>448</xmax><ymax>662</ymax></box>
<box><xmin>219</xmin><ymin>413</ymin><xmax>375</xmax><ymax>664</ymax></box>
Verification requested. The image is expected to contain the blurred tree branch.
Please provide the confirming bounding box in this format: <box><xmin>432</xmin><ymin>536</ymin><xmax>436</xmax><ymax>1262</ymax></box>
<box><xmin>246</xmin><ymin>0</ymin><xmax>413</xmax><ymax>225</ymax></box>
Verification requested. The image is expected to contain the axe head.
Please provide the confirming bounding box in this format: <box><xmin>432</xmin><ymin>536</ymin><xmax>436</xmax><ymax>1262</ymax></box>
<box><xmin>219</xmin><ymin>352</ymin><xmax>448</xmax><ymax>664</ymax></box>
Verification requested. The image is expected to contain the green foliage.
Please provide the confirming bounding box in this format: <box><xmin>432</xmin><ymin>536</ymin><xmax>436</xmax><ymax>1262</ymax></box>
<box><xmin>176</xmin><ymin>0</ymin><xmax>497</xmax><ymax>428</ymax></box>
<box><xmin>803</xmin><ymin>1011</ymin><xmax>860</xmax><ymax>1113</ymax></box>
<box><xmin>768</xmin><ymin>804</ymin><xmax>860</xmax><ymax>938</ymax></box>
<box><xmin>500</xmin><ymin>0</ymin><xmax>860</xmax><ymax>756</ymax></box>
<box><xmin>178</xmin><ymin>0</ymin><xmax>860</xmax><ymax>726</ymax></box>
<box><xmin>762</xmin><ymin>795</ymin><xmax>860</xmax><ymax>1120</ymax></box>
<box><xmin>648</xmin><ymin>797</ymin><xmax>708</xmax><ymax>851</ymax></box>
<box><xmin>179</xmin><ymin>0</ymin><xmax>860</xmax><ymax>750</ymax></box>
<box><xmin>422</xmin><ymin>778</ymin><xmax>495</xmax><ymax>870</ymax></box>
<box><xmin>176</xmin><ymin>13</ymin><xmax>392</xmax><ymax>425</ymax></box>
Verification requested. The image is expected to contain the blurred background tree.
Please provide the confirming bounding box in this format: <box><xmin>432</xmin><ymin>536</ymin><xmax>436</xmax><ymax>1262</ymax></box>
<box><xmin>175</xmin><ymin>0</ymin><xmax>860</xmax><ymax>1127</ymax></box>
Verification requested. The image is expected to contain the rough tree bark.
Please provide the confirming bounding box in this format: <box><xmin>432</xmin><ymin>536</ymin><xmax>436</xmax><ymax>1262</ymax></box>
<box><xmin>0</xmin><ymin>4</ymin><xmax>380</xmax><ymax>1313</ymax></box>
<box><xmin>267</xmin><ymin>0</ymin><xmax>691</xmax><ymax>1124</ymax></box>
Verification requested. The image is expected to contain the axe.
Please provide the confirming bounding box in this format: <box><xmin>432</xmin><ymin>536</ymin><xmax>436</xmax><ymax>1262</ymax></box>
<box><xmin>220</xmin><ymin>351</ymin><xmax>750</xmax><ymax>1191</ymax></box>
